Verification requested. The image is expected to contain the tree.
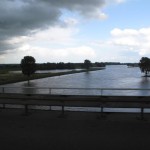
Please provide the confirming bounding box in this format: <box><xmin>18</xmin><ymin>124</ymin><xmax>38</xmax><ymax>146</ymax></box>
<box><xmin>84</xmin><ymin>59</ymin><xmax>92</xmax><ymax>70</ymax></box>
<box><xmin>21</xmin><ymin>56</ymin><xmax>36</xmax><ymax>85</ymax></box>
<box><xmin>139</xmin><ymin>57</ymin><xmax>150</xmax><ymax>76</ymax></box>
<box><xmin>95</xmin><ymin>62</ymin><xmax>106</xmax><ymax>67</ymax></box>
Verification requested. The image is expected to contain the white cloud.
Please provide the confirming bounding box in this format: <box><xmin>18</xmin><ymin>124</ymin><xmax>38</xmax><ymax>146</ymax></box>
<box><xmin>69</xmin><ymin>46</ymin><xmax>96</xmax><ymax>57</ymax></box>
<box><xmin>111</xmin><ymin>28</ymin><xmax>139</xmax><ymax>36</ymax></box>
<box><xmin>114</xmin><ymin>0</ymin><xmax>126</xmax><ymax>3</ymax></box>
<box><xmin>31</xmin><ymin>26</ymin><xmax>79</xmax><ymax>45</ymax></box>
<box><xmin>64</xmin><ymin>18</ymin><xmax>79</xmax><ymax>26</ymax></box>
<box><xmin>110</xmin><ymin>27</ymin><xmax>150</xmax><ymax>56</ymax></box>
<box><xmin>0</xmin><ymin>45</ymin><xmax>96</xmax><ymax>63</ymax></box>
<box><xmin>30</xmin><ymin>46</ymin><xmax>96</xmax><ymax>63</ymax></box>
<box><xmin>2</xmin><ymin>25</ymin><xmax>79</xmax><ymax>55</ymax></box>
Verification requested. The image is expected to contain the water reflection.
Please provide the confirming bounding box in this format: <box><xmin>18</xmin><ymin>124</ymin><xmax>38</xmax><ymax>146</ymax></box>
<box><xmin>140</xmin><ymin>77</ymin><xmax>150</xmax><ymax>87</ymax></box>
<box><xmin>139</xmin><ymin>77</ymin><xmax>150</xmax><ymax>96</ymax></box>
<box><xmin>22</xmin><ymin>82</ymin><xmax>37</xmax><ymax>94</ymax></box>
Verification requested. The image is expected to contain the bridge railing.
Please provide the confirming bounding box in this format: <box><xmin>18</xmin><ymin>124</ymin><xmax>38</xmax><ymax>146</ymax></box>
<box><xmin>0</xmin><ymin>86</ymin><xmax>150</xmax><ymax>96</ymax></box>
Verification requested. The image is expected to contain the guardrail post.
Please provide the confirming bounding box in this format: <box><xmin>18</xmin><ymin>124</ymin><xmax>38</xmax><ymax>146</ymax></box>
<box><xmin>101</xmin><ymin>103</ymin><xmax>106</xmax><ymax>118</ymax></box>
<box><xmin>101</xmin><ymin>89</ymin><xmax>103</xmax><ymax>96</ymax></box>
<box><xmin>3</xmin><ymin>104</ymin><xmax>5</xmax><ymax>109</ymax></box>
<box><xmin>62</xmin><ymin>105</ymin><xmax>64</xmax><ymax>115</ymax></box>
<box><xmin>58</xmin><ymin>100</ymin><xmax>65</xmax><ymax>118</ymax></box>
<box><xmin>140</xmin><ymin>107</ymin><xmax>144</xmax><ymax>120</ymax></box>
<box><xmin>49</xmin><ymin>88</ymin><xmax>51</xmax><ymax>95</ymax></box>
<box><xmin>101</xmin><ymin>106</ymin><xmax>103</xmax><ymax>116</ymax></box>
<box><xmin>24</xmin><ymin>104</ymin><xmax>29</xmax><ymax>116</ymax></box>
<box><xmin>2</xmin><ymin>87</ymin><xmax>4</xmax><ymax>93</ymax></box>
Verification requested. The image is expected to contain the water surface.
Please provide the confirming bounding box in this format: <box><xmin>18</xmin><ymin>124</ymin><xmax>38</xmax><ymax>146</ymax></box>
<box><xmin>4</xmin><ymin>65</ymin><xmax>150</xmax><ymax>96</ymax></box>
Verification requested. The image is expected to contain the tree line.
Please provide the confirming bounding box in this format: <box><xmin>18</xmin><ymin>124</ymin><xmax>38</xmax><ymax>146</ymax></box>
<box><xmin>0</xmin><ymin>59</ymin><xmax>105</xmax><ymax>71</ymax></box>
<box><xmin>36</xmin><ymin>61</ymin><xmax>105</xmax><ymax>70</ymax></box>
<box><xmin>2</xmin><ymin>55</ymin><xmax>150</xmax><ymax>78</ymax></box>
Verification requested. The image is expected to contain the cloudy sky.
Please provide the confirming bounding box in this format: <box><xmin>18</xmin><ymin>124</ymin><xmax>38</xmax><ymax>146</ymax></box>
<box><xmin>0</xmin><ymin>0</ymin><xmax>150</xmax><ymax>63</ymax></box>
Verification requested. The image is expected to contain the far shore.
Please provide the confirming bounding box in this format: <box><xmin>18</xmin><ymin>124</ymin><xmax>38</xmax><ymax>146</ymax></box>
<box><xmin>0</xmin><ymin>67</ymin><xmax>105</xmax><ymax>85</ymax></box>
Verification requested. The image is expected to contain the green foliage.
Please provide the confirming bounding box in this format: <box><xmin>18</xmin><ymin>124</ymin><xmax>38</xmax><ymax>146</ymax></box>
<box><xmin>21</xmin><ymin>56</ymin><xmax>36</xmax><ymax>77</ymax></box>
<box><xmin>94</xmin><ymin>62</ymin><xmax>106</xmax><ymax>67</ymax></box>
<box><xmin>36</xmin><ymin>62</ymin><xmax>76</xmax><ymax>70</ymax></box>
<box><xmin>84</xmin><ymin>59</ymin><xmax>92</xmax><ymax>70</ymax></box>
<box><xmin>139</xmin><ymin>57</ymin><xmax>150</xmax><ymax>76</ymax></box>
<box><xmin>35</xmin><ymin>62</ymin><xmax>105</xmax><ymax>70</ymax></box>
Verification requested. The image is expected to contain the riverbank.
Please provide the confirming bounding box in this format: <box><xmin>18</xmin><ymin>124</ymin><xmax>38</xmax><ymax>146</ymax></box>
<box><xmin>0</xmin><ymin>67</ymin><xmax>104</xmax><ymax>85</ymax></box>
<box><xmin>0</xmin><ymin>109</ymin><xmax>150</xmax><ymax>150</ymax></box>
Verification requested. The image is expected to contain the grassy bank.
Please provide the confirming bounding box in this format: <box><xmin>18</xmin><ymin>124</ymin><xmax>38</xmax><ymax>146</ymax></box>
<box><xmin>0</xmin><ymin>68</ymin><xmax>104</xmax><ymax>85</ymax></box>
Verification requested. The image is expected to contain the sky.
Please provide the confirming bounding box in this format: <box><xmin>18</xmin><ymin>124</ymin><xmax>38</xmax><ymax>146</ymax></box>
<box><xmin>0</xmin><ymin>0</ymin><xmax>150</xmax><ymax>64</ymax></box>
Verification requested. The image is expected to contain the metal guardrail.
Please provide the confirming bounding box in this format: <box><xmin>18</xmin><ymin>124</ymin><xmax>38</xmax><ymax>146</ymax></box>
<box><xmin>0</xmin><ymin>86</ymin><xmax>150</xmax><ymax>119</ymax></box>
<box><xmin>0</xmin><ymin>86</ymin><xmax>150</xmax><ymax>96</ymax></box>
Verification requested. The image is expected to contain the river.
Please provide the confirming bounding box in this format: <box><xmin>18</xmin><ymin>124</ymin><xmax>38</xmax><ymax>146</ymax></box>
<box><xmin>3</xmin><ymin>65</ymin><xmax>150</xmax><ymax>96</ymax></box>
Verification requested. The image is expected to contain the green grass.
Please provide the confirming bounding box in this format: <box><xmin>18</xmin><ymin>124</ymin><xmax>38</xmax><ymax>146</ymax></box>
<box><xmin>0</xmin><ymin>68</ymin><xmax>105</xmax><ymax>85</ymax></box>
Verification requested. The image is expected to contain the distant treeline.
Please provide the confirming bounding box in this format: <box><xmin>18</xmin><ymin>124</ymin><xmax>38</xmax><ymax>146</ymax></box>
<box><xmin>0</xmin><ymin>62</ymin><xmax>140</xmax><ymax>71</ymax></box>
<box><xmin>0</xmin><ymin>62</ymin><xmax>105</xmax><ymax>71</ymax></box>
<box><xmin>104</xmin><ymin>62</ymin><xmax>121</xmax><ymax>65</ymax></box>
<box><xmin>36</xmin><ymin>62</ymin><xmax>105</xmax><ymax>70</ymax></box>
<box><xmin>0</xmin><ymin>64</ymin><xmax>21</xmax><ymax>71</ymax></box>
<box><xmin>104</xmin><ymin>62</ymin><xmax>139</xmax><ymax>66</ymax></box>
<box><xmin>126</xmin><ymin>63</ymin><xmax>139</xmax><ymax>67</ymax></box>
